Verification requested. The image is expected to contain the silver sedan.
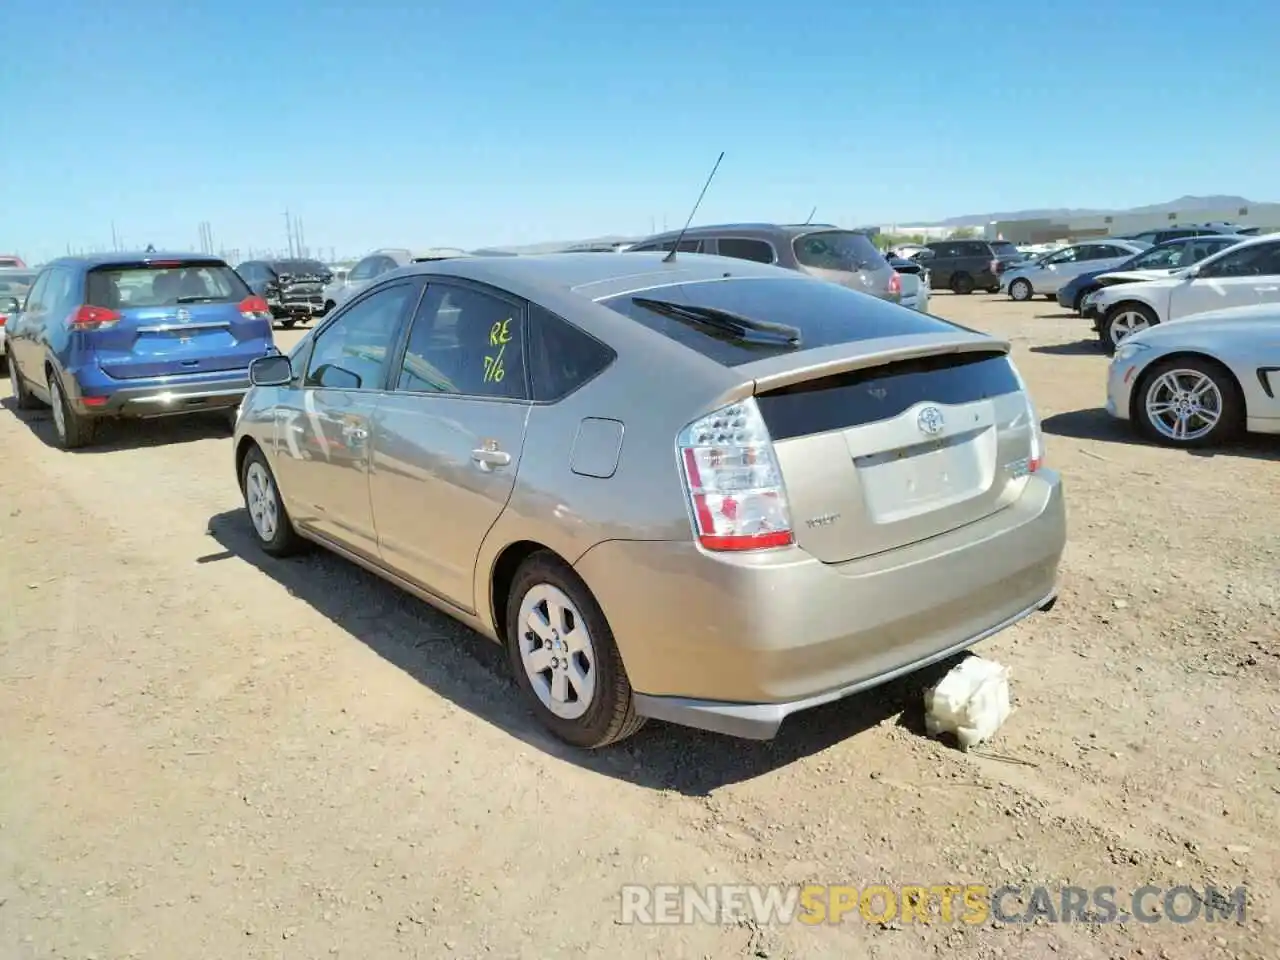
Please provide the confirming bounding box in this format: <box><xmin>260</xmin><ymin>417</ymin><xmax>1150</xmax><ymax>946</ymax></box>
<box><xmin>1001</xmin><ymin>240</ymin><xmax>1147</xmax><ymax>301</ymax></box>
<box><xmin>1105</xmin><ymin>304</ymin><xmax>1280</xmax><ymax>447</ymax></box>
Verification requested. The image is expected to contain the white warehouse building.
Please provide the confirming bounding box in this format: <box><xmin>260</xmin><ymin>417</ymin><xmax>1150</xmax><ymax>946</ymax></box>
<box><xmin>981</xmin><ymin>202</ymin><xmax>1280</xmax><ymax>244</ymax></box>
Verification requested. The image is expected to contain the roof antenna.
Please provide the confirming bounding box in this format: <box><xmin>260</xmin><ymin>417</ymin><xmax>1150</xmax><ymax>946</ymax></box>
<box><xmin>804</xmin><ymin>205</ymin><xmax>817</xmax><ymax>225</ymax></box>
<box><xmin>663</xmin><ymin>151</ymin><xmax>724</xmax><ymax>263</ymax></box>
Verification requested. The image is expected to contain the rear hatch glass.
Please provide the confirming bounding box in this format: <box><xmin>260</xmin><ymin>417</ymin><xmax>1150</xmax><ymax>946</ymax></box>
<box><xmin>990</xmin><ymin>241</ymin><xmax>1021</xmax><ymax>258</ymax></box>
<box><xmin>86</xmin><ymin>260</ymin><xmax>271</xmax><ymax>380</ymax></box>
<box><xmin>599</xmin><ymin>275</ymin><xmax>959</xmax><ymax>366</ymax></box>
<box><xmin>603</xmin><ymin>276</ymin><xmax>1033</xmax><ymax>563</ymax></box>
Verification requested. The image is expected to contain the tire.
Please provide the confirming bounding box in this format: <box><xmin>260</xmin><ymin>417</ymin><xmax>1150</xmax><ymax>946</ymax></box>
<box><xmin>505</xmin><ymin>551</ymin><xmax>645</xmax><ymax>749</ymax></box>
<box><xmin>950</xmin><ymin>273</ymin><xmax>975</xmax><ymax>295</ymax></box>
<box><xmin>1100</xmin><ymin>302</ymin><xmax>1159</xmax><ymax>355</ymax></box>
<box><xmin>323</xmin><ymin>300</ymin><xmax>336</xmax><ymax>315</ymax></box>
<box><xmin>986</xmin><ymin>285</ymin><xmax>1001</xmax><ymax>294</ymax></box>
<box><xmin>0</xmin><ymin>353</ymin><xmax>7</xmax><ymax>376</ymax></box>
<box><xmin>240</xmin><ymin>444</ymin><xmax>303</xmax><ymax>556</ymax></box>
<box><xmin>48</xmin><ymin>373</ymin><xmax>97</xmax><ymax>449</ymax></box>
<box><xmin>9</xmin><ymin>358</ymin><xmax>41</xmax><ymax>410</ymax></box>
<box><xmin>281</xmin><ymin>318</ymin><xmax>297</xmax><ymax>329</ymax></box>
<box><xmin>1008</xmin><ymin>278</ymin><xmax>1033</xmax><ymax>301</ymax></box>
<box><xmin>1073</xmin><ymin>289</ymin><xmax>1094</xmax><ymax>314</ymax></box>
<box><xmin>1133</xmin><ymin>357</ymin><xmax>1242</xmax><ymax>449</ymax></box>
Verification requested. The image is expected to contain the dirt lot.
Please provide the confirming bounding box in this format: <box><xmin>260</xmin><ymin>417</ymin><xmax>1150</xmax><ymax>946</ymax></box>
<box><xmin>2</xmin><ymin>295</ymin><xmax>1277</xmax><ymax>960</ymax></box>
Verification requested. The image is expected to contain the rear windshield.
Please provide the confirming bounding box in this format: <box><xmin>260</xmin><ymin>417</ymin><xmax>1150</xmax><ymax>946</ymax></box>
<box><xmin>599</xmin><ymin>276</ymin><xmax>963</xmax><ymax>367</ymax></box>
<box><xmin>792</xmin><ymin>231</ymin><xmax>886</xmax><ymax>272</ymax></box>
<box><xmin>990</xmin><ymin>241</ymin><xmax>1020</xmax><ymax>256</ymax></box>
<box><xmin>0</xmin><ymin>272</ymin><xmax>35</xmax><ymax>292</ymax></box>
<box><xmin>272</xmin><ymin>259</ymin><xmax>329</xmax><ymax>278</ymax></box>
<box><xmin>86</xmin><ymin>261</ymin><xmax>251</xmax><ymax>309</ymax></box>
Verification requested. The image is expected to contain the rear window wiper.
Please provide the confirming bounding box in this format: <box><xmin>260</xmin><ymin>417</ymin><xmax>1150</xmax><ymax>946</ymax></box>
<box><xmin>175</xmin><ymin>295</ymin><xmax>228</xmax><ymax>303</ymax></box>
<box><xmin>631</xmin><ymin>297</ymin><xmax>802</xmax><ymax>346</ymax></box>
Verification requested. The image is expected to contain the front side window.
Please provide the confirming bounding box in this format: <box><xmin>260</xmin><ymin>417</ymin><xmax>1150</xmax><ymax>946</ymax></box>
<box><xmin>395</xmin><ymin>284</ymin><xmax>527</xmax><ymax>400</ymax></box>
<box><xmin>23</xmin><ymin>270</ymin><xmax>51</xmax><ymax>312</ymax></box>
<box><xmin>1199</xmin><ymin>242</ymin><xmax>1280</xmax><ymax>279</ymax></box>
<box><xmin>715</xmin><ymin>237</ymin><xmax>775</xmax><ymax>264</ymax></box>
<box><xmin>304</xmin><ymin>282</ymin><xmax>418</xmax><ymax>390</ymax></box>
<box><xmin>1043</xmin><ymin>246</ymin><xmax>1081</xmax><ymax>265</ymax></box>
<box><xmin>1190</xmin><ymin>238</ymin><xmax>1238</xmax><ymax>262</ymax></box>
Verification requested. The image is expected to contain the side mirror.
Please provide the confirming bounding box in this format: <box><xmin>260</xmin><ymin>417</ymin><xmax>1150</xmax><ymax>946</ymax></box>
<box><xmin>249</xmin><ymin>354</ymin><xmax>294</xmax><ymax>387</ymax></box>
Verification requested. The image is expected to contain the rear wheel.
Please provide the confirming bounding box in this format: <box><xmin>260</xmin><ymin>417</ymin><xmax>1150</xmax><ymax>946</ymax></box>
<box><xmin>950</xmin><ymin>272</ymin><xmax>975</xmax><ymax>295</ymax></box>
<box><xmin>1101</xmin><ymin>302</ymin><xmax>1158</xmax><ymax>354</ymax></box>
<box><xmin>281</xmin><ymin>318</ymin><xmax>297</xmax><ymax>329</ymax></box>
<box><xmin>1134</xmin><ymin>357</ymin><xmax>1242</xmax><ymax>448</ymax></box>
<box><xmin>240</xmin><ymin>445</ymin><xmax>302</xmax><ymax>556</ymax></box>
<box><xmin>505</xmin><ymin>551</ymin><xmax>644</xmax><ymax>749</ymax></box>
<box><xmin>1008</xmin><ymin>278</ymin><xmax>1033</xmax><ymax>301</ymax></box>
<box><xmin>9</xmin><ymin>359</ymin><xmax>41</xmax><ymax>410</ymax></box>
<box><xmin>48</xmin><ymin>374</ymin><xmax>96</xmax><ymax>449</ymax></box>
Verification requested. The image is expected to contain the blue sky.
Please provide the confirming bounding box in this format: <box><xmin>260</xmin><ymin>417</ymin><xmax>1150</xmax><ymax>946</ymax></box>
<box><xmin>5</xmin><ymin>0</ymin><xmax>1279</xmax><ymax>263</ymax></box>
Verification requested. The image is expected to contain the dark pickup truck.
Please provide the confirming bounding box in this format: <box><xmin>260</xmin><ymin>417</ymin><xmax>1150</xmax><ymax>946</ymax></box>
<box><xmin>912</xmin><ymin>239</ymin><xmax>1025</xmax><ymax>294</ymax></box>
<box><xmin>235</xmin><ymin>258</ymin><xmax>334</xmax><ymax>328</ymax></box>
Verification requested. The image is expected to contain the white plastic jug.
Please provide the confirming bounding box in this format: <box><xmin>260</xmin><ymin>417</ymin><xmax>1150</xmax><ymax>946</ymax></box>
<box><xmin>923</xmin><ymin>656</ymin><xmax>1011</xmax><ymax>750</ymax></box>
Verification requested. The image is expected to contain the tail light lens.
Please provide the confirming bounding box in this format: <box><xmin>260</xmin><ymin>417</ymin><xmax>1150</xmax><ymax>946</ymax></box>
<box><xmin>887</xmin><ymin>271</ymin><xmax>903</xmax><ymax>297</ymax></box>
<box><xmin>0</xmin><ymin>314</ymin><xmax>8</xmax><ymax>327</ymax></box>
<box><xmin>1009</xmin><ymin>360</ymin><xmax>1044</xmax><ymax>473</ymax></box>
<box><xmin>677</xmin><ymin>398</ymin><xmax>794</xmax><ymax>552</ymax></box>
<box><xmin>69</xmin><ymin>305</ymin><xmax>122</xmax><ymax>330</ymax></box>
<box><xmin>239</xmin><ymin>295</ymin><xmax>272</xmax><ymax>320</ymax></box>
<box><xmin>990</xmin><ymin>258</ymin><xmax>1001</xmax><ymax>275</ymax></box>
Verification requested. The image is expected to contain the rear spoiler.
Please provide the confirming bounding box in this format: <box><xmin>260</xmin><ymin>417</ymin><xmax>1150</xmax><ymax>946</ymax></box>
<box><xmin>720</xmin><ymin>331</ymin><xmax>1011</xmax><ymax>403</ymax></box>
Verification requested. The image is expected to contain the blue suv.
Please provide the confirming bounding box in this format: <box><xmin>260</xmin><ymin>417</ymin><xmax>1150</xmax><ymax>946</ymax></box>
<box><xmin>6</xmin><ymin>252</ymin><xmax>276</xmax><ymax>449</ymax></box>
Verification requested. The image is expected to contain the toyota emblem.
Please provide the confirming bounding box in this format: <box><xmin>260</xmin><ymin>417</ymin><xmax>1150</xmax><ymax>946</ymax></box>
<box><xmin>917</xmin><ymin>405</ymin><xmax>945</xmax><ymax>436</ymax></box>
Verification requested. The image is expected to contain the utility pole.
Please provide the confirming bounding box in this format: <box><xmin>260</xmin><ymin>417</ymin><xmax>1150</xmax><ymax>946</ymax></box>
<box><xmin>111</xmin><ymin>221</ymin><xmax>119</xmax><ymax>251</ymax></box>
<box><xmin>284</xmin><ymin>210</ymin><xmax>295</xmax><ymax>258</ymax></box>
<box><xmin>296</xmin><ymin>218</ymin><xmax>306</xmax><ymax>258</ymax></box>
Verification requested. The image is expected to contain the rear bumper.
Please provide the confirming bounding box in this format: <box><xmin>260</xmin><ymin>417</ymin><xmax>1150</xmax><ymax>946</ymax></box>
<box><xmin>68</xmin><ymin>370</ymin><xmax>249</xmax><ymax>418</ymax></box>
<box><xmin>575</xmin><ymin>471</ymin><xmax>1067</xmax><ymax>739</ymax></box>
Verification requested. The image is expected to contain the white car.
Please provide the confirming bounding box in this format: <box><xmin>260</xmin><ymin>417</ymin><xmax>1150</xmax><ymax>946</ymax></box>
<box><xmin>1000</xmin><ymin>239</ymin><xmax>1147</xmax><ymax>301</ymax></box>
<box><xmin>1105</xmin><ymin>304</ymin><xmax>1280</xmax><ymax>447</ymax></box>
<box><xmin>1090</xmin><ymin>234</ymin><xmax>1280</xmax><ymax>353</ymax></box>
<box><xmin>323</xmin><ymin>248</ymin><xmax>471</xmax><ymax>312</ymax></box>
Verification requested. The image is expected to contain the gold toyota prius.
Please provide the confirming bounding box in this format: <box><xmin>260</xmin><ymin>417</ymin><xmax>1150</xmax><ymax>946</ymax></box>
<box><xmin>232</xmin><ymin>252</ymin><xmax>1066</xmax><ymax>748</ymax></box>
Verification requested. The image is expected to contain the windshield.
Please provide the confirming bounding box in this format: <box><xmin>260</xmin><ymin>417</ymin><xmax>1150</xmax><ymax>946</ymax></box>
<box><xmin>601</xmin><ymin>276</ymin><xmax>960</xmax><ymax>367</ymax></box>
<box><xmin>87</xmin><ymin>261</ymin><xmax>251</xmax><ymax>308</ymax></box>
<box><xmin>272</xmin><ymin>259</ymin><xmax>329</xmax><ymax>277</ymax></box>
<box><xmin>792</xmin><ymin>231</ymin><xmax>886</xmax><ymax>272</ymax></box>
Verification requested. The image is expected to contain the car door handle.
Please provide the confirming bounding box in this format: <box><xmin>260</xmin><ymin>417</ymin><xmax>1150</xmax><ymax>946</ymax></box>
<box><xmin>471</xmin><ymin>448</ymin><xmax>511</xmax><ymax>470</ymax></box>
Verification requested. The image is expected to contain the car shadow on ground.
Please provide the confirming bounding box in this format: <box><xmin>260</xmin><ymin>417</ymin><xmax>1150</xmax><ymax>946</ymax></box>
<box><xmin>204</xmin><ymin>508</ymin><xmax>958</xmax><ymax>795</ymax></box>
<box><xmin>1042</xmin><ymin>408</ymin><xmax>1280</xmax><ymax>462</ymax></box>
<box><xmin>0</xmin><ymin>396</ymin><xmax>231</xmax><ymax>452</ymax></box>
<box><xmin>1032</xmin><ymin>311</ymin><xmax>1078</xmax><ymax>320</ymax></box>
<box><xmin>1030</xmin><ymin>340</ymin><xmax>1103</xmax><ymax>357</ymax></box>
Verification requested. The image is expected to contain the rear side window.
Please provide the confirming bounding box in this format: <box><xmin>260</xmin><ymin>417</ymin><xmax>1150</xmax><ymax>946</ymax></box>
<box><xmin>990</xmin><ymin>241</ymin><xmax>1020</xmax><ymax>256</ymax></box>
<box><xmin>527</xmin><ymin>304</ymin><xmax>615</xmax><ymax>402</ymax></box>
<box><xmin>599</xmin><ymin>276</ymin><xmax>962</xmax><ymax>367</ymax></box>
<box><xmin>716</xmin><ymin>238</ymin><xmax>774</xmax><ymax>264</ymax></box>
<box><xmin>792</xmin><ymin>231</ymin><xmax>884</xmax><ymax>271</ymax></box>
<box><xmin>87</xmin><ymin>261</ymin><xmax>250</xmax><ymax>309</ymax></box>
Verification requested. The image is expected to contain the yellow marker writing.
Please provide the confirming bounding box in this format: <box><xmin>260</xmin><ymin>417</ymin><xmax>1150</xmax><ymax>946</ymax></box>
<box><xmin>483</xmin><ymin>342</ymin><xmax>506</xmax><ymax>383</ymax></box>
<box><xmin>489</xmin><ymin>318</ymin><xmax>512</xmax><ymax>347</ymax></box>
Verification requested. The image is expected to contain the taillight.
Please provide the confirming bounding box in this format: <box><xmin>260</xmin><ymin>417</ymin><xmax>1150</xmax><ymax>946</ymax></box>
<box><xmin>990</xmin><ymin>258</ymin><xmax>1001</xmax><ymax>275</ymax></box>
<box><xmin>69</xmin><ymin>305</ymin><xmax>122</xmax><ymax>330</ymax></box>
<box><xmin>239</xmin><ymin>295</ymin><xmax>272</xmax><ymax>320</ymax></box>
<box><xmin>0</xmin><ymin>314</ymin><xmax>8</xmax><ymax>327</ymax></box>
<box><xmin>677</xmin><ymin>398</ymin><xmax>794</xmax><ymax>552</ymax></box>
<box><xmin>1009</xmin><ymin>360</ymin><xmax>1044</xmax><ymax>473</ymax></box>
<box><xmin>887</xmin><ymin>272</ymin><xmax>903</xmax><ymax>297</ymax></box>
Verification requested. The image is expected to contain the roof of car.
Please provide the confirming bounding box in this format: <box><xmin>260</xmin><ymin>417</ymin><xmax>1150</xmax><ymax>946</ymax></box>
<box><xmin>634</xmin><ymin>222</ymin><xmax>847</xmax><ymax>242</ymax></box>
<box><xmin>42</xmin><ymin>252</ymin><xmax>228</xmax><ymax>269</ymax></box>
<box><xmin>402</xmin><ymin>250</ymin><xmax>792</xmax><ymax>301</ymax></box>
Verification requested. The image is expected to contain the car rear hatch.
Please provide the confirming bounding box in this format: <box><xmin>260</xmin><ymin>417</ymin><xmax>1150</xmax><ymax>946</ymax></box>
<box><xmin>792</xmin><ymin>229</ymin><xmax>899</xmax><ymax>302</ymax></box>
<box><xmin>740</xmin><ymin>335</ymin><xmax>1036</xmax><ymax>563</ymax></box>
<box><xmin>84</xmin><ymin>259</ymin><xmax>273</xmax><ymax>380</ymax></box>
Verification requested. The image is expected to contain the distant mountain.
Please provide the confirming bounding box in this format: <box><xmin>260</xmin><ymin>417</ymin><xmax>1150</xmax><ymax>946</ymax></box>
<box><xmin>931</xmin><ymin>195</ymin><xmax>1257</xmax><ymax>228</ymax></box>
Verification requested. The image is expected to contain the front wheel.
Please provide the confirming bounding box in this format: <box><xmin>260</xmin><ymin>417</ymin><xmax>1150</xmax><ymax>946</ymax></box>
<box><xmin>505</xmin><ymin>552</ymin><xmax>645</xmax><ymax>749</ymax></box>
<box><xmin>281</xmin><ymin>318</ymin><xmax>297</xmax><ymax>330</ymax></box>
<box><xmin>240</xmin><ymin>445</ymin><xmax>303</xmax><ymax>556</ymax></box>
<box><xmin>1135</xmin><ymin>358</ymin><xmax>1241</xmax><ymax>448</ymax></box>
<box><xmin>1008</xmin><ymin>278</ymin><xmax>1033</xmax><ymax>301</ymax></box>
<box><xmin>1100</xmin><ymin>303</ymin><xmax>1158</xmax><ymax>355</ymax></box>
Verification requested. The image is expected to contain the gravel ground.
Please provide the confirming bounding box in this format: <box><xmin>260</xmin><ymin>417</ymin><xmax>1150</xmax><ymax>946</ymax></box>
<box><xmin>2</xmin><ymin>295</ymin><xmax>1277</xmax><ymax>960</ymax></box>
